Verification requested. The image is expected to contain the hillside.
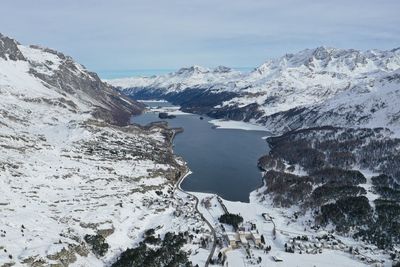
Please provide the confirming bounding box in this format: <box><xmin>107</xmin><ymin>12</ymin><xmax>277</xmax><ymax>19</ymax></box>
<box><xmin>108</xmin><ymin>46</ymin><xmax>400</xmax><ymax>265</ymax></box>
<box><xmin>0</xmin><ymin>34</ymin><xmax>209</xmax><ymax>266</ymax></box>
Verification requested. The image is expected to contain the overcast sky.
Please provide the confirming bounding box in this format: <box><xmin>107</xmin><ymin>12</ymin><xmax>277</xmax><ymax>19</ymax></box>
<box><xmin>2</xmin><ymin>0</ymin><xmax>400</xmax><ymax>74</ymax></box>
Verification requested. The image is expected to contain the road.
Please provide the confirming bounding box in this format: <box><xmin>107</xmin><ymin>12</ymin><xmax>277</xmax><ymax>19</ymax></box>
<box><xmin>217</xmin><ymin>196</ymin><xmax>229</xmax><ymax>214</ymax></box>
<box><xmin>174</xmin><ymin>167</ymin><xmax>217</xmax><ymax>267</ymax></box>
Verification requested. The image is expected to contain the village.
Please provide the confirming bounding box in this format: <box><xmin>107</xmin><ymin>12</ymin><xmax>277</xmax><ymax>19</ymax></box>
<box><xmin>190</xmin><ymin>192</ymin><xmax>393</xmax><ymax>267</ymax></box>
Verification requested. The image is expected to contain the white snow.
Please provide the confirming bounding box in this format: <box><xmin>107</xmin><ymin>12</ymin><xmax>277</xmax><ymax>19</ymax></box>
<box><xmin>106</xmin><ymin>65</ymin><xmax>243</xmax><ymax>91</ymax></box>
<box><xmin>192</xmin><ymin>190</ymin><xmax>391</xmax><ymax>267</ymax></box>
<box><xmin>18</xmin><ymin>45</ymin><xmax>62</xmax><ymax>74</ymax></box>
<box><xmin>209</xmin><ymin>119</ymin><xmax>269</xmax><ymax>131</ymax></box>
<box><xmin>0</xmin><ymin>37</ymin><xmax>210</xmax><ymax>266</ymax></box>
<box><xmin>109</xmin><ymin>46</ymin><xmax>400</xmax><ymax>135</ymax></box>
<box><xmin>146</xmin><ymin>105</ymin><xmax>192</xmax><ymax>115</ymax></box>
<box><xmin>3</xmin><ymin>36</ymin><xmax>399</xmax><ymax>266</ymax></box>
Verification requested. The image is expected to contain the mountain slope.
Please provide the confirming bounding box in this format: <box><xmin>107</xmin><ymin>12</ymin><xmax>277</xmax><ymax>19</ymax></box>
<box><xmin>255</xmin><ymin>69</ymin><xmax>400</xmax><ymax>133</ymax></box>
<box><xmin>108</xmin><ymin>47</ymin><xmax>400</xmax><ymax>262</ymax></box>
<box><xmin>110</xmin><ymin>47</ymin><xmax>400</xmax><ymax>134</ymax></box>
<box><xmin>109</xmin><ymin>65</ymin><xmax>243</xmax><ymax>92</ymax></box>
<box><xmin>0</xmin><ymin>34</ymin><xmax>208</xmax><ymax>266</ymax></box>
<box><xmin>1</xmin><ymin>33</ymin><xmax>143</xmax><ymax>126</ymax></box>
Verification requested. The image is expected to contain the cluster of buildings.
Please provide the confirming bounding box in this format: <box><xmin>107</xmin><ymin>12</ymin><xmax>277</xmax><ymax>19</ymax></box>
<box><xmin>225</xmin><ymin>225</ymin><xmax>262</xmax><ymax>249</ymax></box>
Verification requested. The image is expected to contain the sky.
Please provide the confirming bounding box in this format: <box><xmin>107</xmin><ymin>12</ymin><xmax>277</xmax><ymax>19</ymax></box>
<box><xmin>1</xmin><ymin>0</ymin><xmax>400</xmax><ymax>77</ymax></box>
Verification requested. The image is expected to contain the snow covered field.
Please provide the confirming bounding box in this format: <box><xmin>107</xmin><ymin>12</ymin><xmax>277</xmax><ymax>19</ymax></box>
<box><xmin>208</xmin><ymin>119</ymin><xmax>269</xmax><ymax>132</ymax></box>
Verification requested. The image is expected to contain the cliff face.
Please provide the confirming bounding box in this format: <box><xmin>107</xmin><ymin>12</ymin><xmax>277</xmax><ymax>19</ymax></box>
<box><xmin>0</xmin><ymin>33</ymin><xmax>143</xmax><ymax>126</ymax></box>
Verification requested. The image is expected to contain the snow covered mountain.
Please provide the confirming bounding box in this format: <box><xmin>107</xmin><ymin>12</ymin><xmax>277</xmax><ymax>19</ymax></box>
<box><xmin>106</xmin><ymin>43</ymin><xmax>400</xmax><ymax>266</ymax></box>
<box><xmin>0</xmin><ymin>33</ymin><xmax>144</xmax><ymax>126</ymax></box>
<box><xmin>110</xmin><ymin>46</ymin><xmax>400</xmax><ymax>134</ymax></box>
<box><xmin>0</xmin><ymin>34</ymin><xmax>209</xmax><ymax>266</ymax></box>
<box><xmin>109</xmin><ymin>65</ymin><xmax>242</xmax><ymax>92</ymax></box>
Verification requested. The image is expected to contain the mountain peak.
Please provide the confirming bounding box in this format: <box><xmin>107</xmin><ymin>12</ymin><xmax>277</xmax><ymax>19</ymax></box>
<box><xmin>254</xmin><ymin>46</ymin><xmax>400</xmax><ymax>76</ymax></box>
<box><xmin>0</xmin><ymin>33</ymin><xmax>25</xmax><ymax>61</ymax></box>
<box><xmin>176</xmin><ymin>65</ymin><xmax>210</xmax><ymax>75</ymax></box>
<box><xmin>0</xmin><ymin>34</ymin><xmax>142</xmax><ymax>126</ymax></box>
<box><xmin>311</xmin><ymin>46</ymin><xmax>334</xmax><ymax>59</ymax></box>
<box><xmin>213</xmin><ymin>65</ymin><xmax>232</xmax><ymax>73</ymax></box>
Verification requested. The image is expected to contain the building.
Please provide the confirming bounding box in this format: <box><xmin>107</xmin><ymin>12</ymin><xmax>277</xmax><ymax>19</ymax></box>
<box><xmin>250</xmin><ymin>230</ymin><xmax>262</xmax><ymax>245</ymax></box>
<box><xmin>238</xmin><ymin>230</ymin><xmax>249</xmax><ymax>239</ymax></box>
<box><xmin>240</xmin><ymin>235</ymin><xmax>248</xmax><ymax>246</ymax></box>
<box><xmin>225</xmin><ymin>233</ymin><xmax>238</xmax><ymax>248</ymax></box>
<box><xmin>224</xmin><ymin>225</ymin><xmax>264</xmax><ymax>249</ymax></box>
<box><xmin>272</xmin><ymin>255</ymin><xmax>283</xmax><ymax>262</ymax></box>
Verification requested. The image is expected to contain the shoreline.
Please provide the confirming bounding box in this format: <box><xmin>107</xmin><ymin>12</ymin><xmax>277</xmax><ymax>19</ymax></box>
<box><xmin>208</xmin><ymin>118</ymin><xmax>270</xmax><ymax>132</ymax></box>
<box><xmin>169</xmin><ymin>123</ymin><xmax>267</xmax><ymax>266</ymax></box>
<box><xmin>139</xmin><ymin>101</ymin><xmax>269</xmax><ymax>204</ymax></box>
<box><xmin>138</xmin><ymin>99</ymin><xmax>271</xmax><ymax>133</ymax></box>
<box><xmin>140</xmin><ymin>101</ymin><xmax>272</xmax><ymax>265</ymax></box>
<box><xmin>173</xmin><ymin>159</ymin><xmax>217</xmax><ymax>267</ymax></box>
<box><xmin>162</xmin><ymin>107</ymin><xmax>385</xmax><ymax>267</ymax></box>
<box><xmin>168</xmin><ymin>124</ymin><xmax>217</xmax><ymax>267</ymax></box>
<box><xmin>137</xmin><ymin>99</ymin><xmax>168</xmax><ymax>103</ymax></box>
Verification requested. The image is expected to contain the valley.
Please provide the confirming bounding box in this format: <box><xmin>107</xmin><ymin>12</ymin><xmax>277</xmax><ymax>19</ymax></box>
<box><xmin>1</xmin><ymin>32</ymin><xmax>399</xmax><ymax>267</ymax></box>
<box><xmin>129</xmin><ymin>101</ymin><xmax>399</xmax><ymax>267</ymax></box>
<box><xmin>0</xmin><ymin>34</ymin><xmax>212</xmax><ymax>267</ymax></box>
<box><xmin>110</xmin><ymin>47</ymin><xmax>400</xmax><ymax>135</ymax></box>
<box><xmin>108</xmin><ymin>46</ymin><xmax>400</xmax><ymax>266</ymax></box>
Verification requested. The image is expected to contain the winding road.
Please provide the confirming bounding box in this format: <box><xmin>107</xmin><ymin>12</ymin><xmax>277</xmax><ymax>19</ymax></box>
<box><xmin>174</xmin><ymin>168</ymin><xmax>217</xmax><ymax>267</ymax></box>
<box><xmin>174</xmin><ymin>167</ymin><xmax>217</xmax><ymax>267</ymax></box>
<box><xmin>168</xmin><ymin>128</ymin><xmax>217</xmax><ymax>266</ymax></box>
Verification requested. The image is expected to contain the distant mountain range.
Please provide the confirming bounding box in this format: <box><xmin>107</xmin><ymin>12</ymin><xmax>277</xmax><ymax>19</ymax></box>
<box><xmin>109</xmin><ymin>47</ymin><xmax>400</xmax><ymax>256</ymax></box>
<box><xmin>109</xmin><ymin>46</ymin><xmax>400</xmax><ymax>135</ymax></box>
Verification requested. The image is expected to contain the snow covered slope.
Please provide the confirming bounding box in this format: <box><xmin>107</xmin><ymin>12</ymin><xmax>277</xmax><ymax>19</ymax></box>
<box><xmin>109</xmin><ymin>65</ymin><xmax>243</xmax><ymax>92</ymax></box>
<box><xmin>107</xmin><ymin>45</ymin><xmax>400</xmax><ymax>266</ymax></box>
<box><xmin>0</xmin><ymin>33</ymin><xmax>143</xmax><ymax>126</ymax></box>
<box><xmin>110</xmin><ymin>47</ymin><xmax>400</xmax><ymax>134</ymax></box>
<box><xmin>0</xmin><ymin>34</ymin><xmax>209</xmax><ymax>266</ymax></box>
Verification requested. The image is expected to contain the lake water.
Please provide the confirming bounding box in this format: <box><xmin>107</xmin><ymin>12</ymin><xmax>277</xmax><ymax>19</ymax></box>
<box><xmin>131</xmin><ymin>101</ymin><xmax>269</xmax><ymax>202</ymax></box>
